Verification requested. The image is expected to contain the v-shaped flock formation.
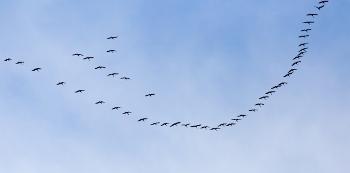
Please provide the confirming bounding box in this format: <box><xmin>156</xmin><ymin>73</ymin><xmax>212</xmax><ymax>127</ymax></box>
<box><xmin>2</xmin><ymin>0</ymin><xmax>330</xmax><ymax>131</ymax></box>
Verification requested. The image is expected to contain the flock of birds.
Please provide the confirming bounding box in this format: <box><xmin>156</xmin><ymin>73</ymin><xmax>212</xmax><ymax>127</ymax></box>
<box><xmin>3</xmin><ymin>0</ymin><xmax>330</xmax><ymax>131</ymax></box>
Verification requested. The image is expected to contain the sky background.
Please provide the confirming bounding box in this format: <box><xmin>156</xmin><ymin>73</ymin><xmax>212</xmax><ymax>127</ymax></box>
<box><xmin>1</xmin><ymin>0</ymin><xmax>350</xmax><ymax>172</ymax></box>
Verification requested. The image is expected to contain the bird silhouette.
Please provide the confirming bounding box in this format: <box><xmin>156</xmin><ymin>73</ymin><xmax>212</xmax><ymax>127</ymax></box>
<box><xmin>123</xmin><ymin>111</ymin><xmax>131</xmax><ymax>115</ymax></box>
<box><xmin>201</xmin><ymin>126</ymin><xmax>210</xmax><ymax>130</ymax></box>
<box><xmin>95</xmin><ymin>101</ymin><xmax>105</xmax><ymax>104</ymax></box>
<box><xmin>182</xmin><ymin>123</ymin><xmax>190</xmax><ymax>127</ymax></box>
<box><xmin>307</xmin><ymin>13</ymin><xmax>318</xmax><ymax>18</ymax></box>
<box><xmin>112</xmin><ymin>107</ymin><xmax>121</xmax><ymax>110</ymax></box>
<box><xmin>210</xmin><ymin>127</ymin><xmax>220</xmax><ymax>131</ymax></box>
<box><xmin>238</xmin><ymin>114</ymin><xmax>247</xmax><ymax>118</ymax></box>
<box><xmin>303</xmin><ymin>21</ymin><xmax>314</xmax><ymax>25</ymax></box>
<box><xmin>72</xmin><ymin>53</ymin><xmax>83</xmax><ymax>56</ymax></box>
<box><xmin>259</xmin><ymin>96</ymin><xmax>269</xmax><ymax>100</ymax></box>
<box><xmin>106</xmin><ymin>50</ymin><xmax>116</xmax><ymax>53</ymax></box>
<box><xmin>249</xmin><ymin>109</ymin><xmax>258</xmax><ymax>112</ymax></box>
<box><xmin>95</xmin><ymin>66</ymin><xmax>106</xmax><ymax>69</ymax></box>
<box><xmin>16</xmin><ymin>61</ymin><xmax>24</xmax><ymax>65</ymax></box>
<box><xmin>231</xmin><ymin>119</ymin><xmax>241</xmax><ymax>122</ymax></box>
<box><xmin>32</xmin><ymin>68</ymin><xmax>41</xmax><ymax>72</ymax></box>
<box><xmin>137</xmin><ymin>118</ymin><xmax>148</xmax><ymax>122</ymax></box>
<box><xmin>107</xmin><ymin>36</ymin><xmax>118</xmax><ymax>39</ymax></box>
<box><xmin>4</xmin><ymin>58</ymin><xmax>12</xmax><ymax>61</ymax></box>
<box><xmin>56</xmin><ymin>82</ymin><xmax>65</xmax><ymax>86</ymax></box>
<box><xmin>315</xmin><ymin>5</ymin><xmax>324</xmax><ymax>10</ymax></box>
<box><xmin>226</xmin><ymin>123</ymin><xmax>235</xmax><ymax>126</ymax></box>
<box><xmin>145</xmin><ymin>93</ymin><xmax>155</xmax><ymax>97</ymax></box>
<box><xmin>265</xmin><ymin>91</ymin><xmax>276</xmax><ymax>95</ymax></box>
<box><xmin>299</xmin><ymin>43</ymin><xmax>309</xmax><ymax>47</ymax></box>
<box><xmin>170</xmin><ymin>122</ymin><xmax>181</xmax><ymax>127</ymax></box>
<box><xmin>299</xmin><ymin>35</ymin><xmax>310</xmax><ymax>38</ymax></box>
<box><xmin>161</xmin><ymin>123</ymin><xmax>169</xmax><ymax>126</ymax></box>
<box><xmin>190</xmin><ymin>124</ymin><xmax>201</xmax><ymax>128</ymax></box>
<box><xmin>75</xmin><ymin>90</ymin><xmax>85</xmax><ymax>93</ymax></box>
<box><xmin>83</xmin><ymin>56</ymin><xmax>94</xmax><ymax>61</ymax></box>
<box><xmin>292</xmin><ymin>61</ymin><xmax>301</xmax><ymax>66</ymax></box>
<box><xmin>150</xmin><ymin>122</ymin><xmax>160</xmax><ymax>126</ymax></box>
<box><xmin>107</xmin><ymin>73</ymin><xmax>119</xmax><ymax>77</ymax></box>
<box><xmin>301</xmin><ymin>29</ymin><xmax>312</xmax><ymax>32</ymax></box>
<box><xmin>255</xmin><ymin>103</ymin><xmax>264</xmax><ymax>107</ymax></box>
<box><xmin>120</xmin><ymin>77</ymin><xmax>130</xmax><ymax>80</ymax></box>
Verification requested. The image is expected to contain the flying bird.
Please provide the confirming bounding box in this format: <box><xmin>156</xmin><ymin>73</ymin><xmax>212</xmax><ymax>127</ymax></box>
<box><xmin>95</xmin><ymin>101</ymin><xmax>105</xmax><ymax>104</ymax></box>
<box><xmin>75</xmin><ymin>90</ymin><xmax>85</xmax><ymax>93</ymax></box>
<box><xmin>72</xmin><ymin>53</ymin><xmax>83</xmax><ymax>56</ymax></box>
<box><xmin>284</xmin><ymin>73</ymin><xmax>292</xmax><ymax>77</ymax></box>
<box><xmin>238</xmin><ymin>114</ymin><xmax>247</xmax><ymax>118</ymax></box>
<box><xmin>255</xmin><ymin>103</ymin><xmax>264</xmax><ymax>107</ymax></box>
<box><xmin>4</xmin><ymin>58</ymin><xmax>12</xmax><ymax>61</ymax></box>
<box><xmin>107</xmin><ymin>73</ymin><xmax>119</xmax><ymax>77</ymax></box>
<box><xmin>182</xmin><ymin>123</ymin><xmax>190</xmax><ymax>127</ymax></box>
<box><xmin>226</xmin><ymin>123</ymin><xmax>236</xmax><ymax>126</ymax></box>
<box><xmin>315</xmin><ymin>5</ymin><xmax>324</xmax><ymax>10</ymax></box>
<box><xmin>83</xmin><ymin>56</ymin><xmax>94</xmax><ymax>61</ymax></box>
<box><xmin>319</xmin><ymin>0</ymin><xmax>328</xmax><ymax>4</ymax></box>
<box><xmin>299</xmin><ymin>47</ymin><xmax>308</xmax><ymax>52</ymax></box>
<box><xmin>289</xmin><ymin>69</ymin><xmax>297</xmax><ymax>73</ymax></box>
<box><xmin>95</xmin><ymin>66</ymin><xmax>106</xmax><ymax>69</ymax></box>
<box><xmin>32</xmin><ymin>68</ymin><xmax>41</xmax><ymax>72</ymax></box>
<box><xmin>16</xmin><ymin>61</ymin><xmax>24</xmax><ymax>65</ymax></box>
<box><xmin>145</xmin><ymin>93</ymin><xmax>155</xmax><ymax>97</ymax></box>
<box><xmin>150</xmin><ymin>122</ymin><xmax>160</xmax><ymax>126</ymax></box>
<box><xmin>191</xmin><ymin>124</ymin><xmax>201</xmax><ymax>128</ymax></box>
<box><xmin>218</xmin><ymin>123</ymin><xmax>227</xmax><ymax>127</ymax></box>
<box><xmin>170</xmin><ymin>122</ymin><xmax>181</xmax><ymax>127</ymax></box>
<box><xmin>137</xmin><ymin>118</ymin><xmax>148</xmax><ymax>122</ymax></box>
<box><xmin>301</xmin><ymin>29</ymin><xmax>312</xmax><ymax>32</ymax></box>
<box><xmin>292</xmin><ymin>61</ymin><xmax>301</xmax><ymax>66</ymax></box>
<box><xmin>106</xmin><ymin>50</ymin><xmax>116</xmax><ymax>53</ymax></box>
<box><xmin>249</xmin><ymin>109</ymin><xmax>258</xmax><ymax>112</ymax></box>
<box><xmin>123</xmin><ymin>111</ymin><xmax>132</xmax><ymax>115</ymax></box>
<box><xmin>299</xmin><ymin>35</ymin><xmax>309</xmax><ymax>38</ymax></box>
<box><xmin>161</xmin><ymin>123</ymin><xmax>169</xmax><ymax>126</ymax></box>
<box><xmin>293</xmin><ymin>55</ymin><xmax>303</xmax><ymax>60</ymax></box>
<box><xmin>201</xmin><ymin>126</ymin><xmax>210</xmax><ymax>130</ymax></box>
<box><xmin>56</xmin><ymin>82</ymin><xmax>65</xmax><ymax>86</ymax></box>
<box><xmin>279</xmin><ymin>82</ymin><xmax>288</xmax><ymax>86</ymax></box>
<box><xmin>210</xmin><ymin>127</ymin><xmax>220</xmax><ymax>131</ymax></box>
<box><xmin>259</xmin><ymin>96</ymin><xmax>269</xmax><ymax>100</ymax></box>
<box><xmin>307</xmin><ymin>13</ymin><xmax>318</xmax><ymax>18</ymax></box>
<box><xmin>299</xmin><ymin>43</ymin><xmax>309</xmax><ymax>47</ymax></box>
<box><xmin>120</xmin><ymin>77</ymin><xmax>130</xmax><ymax>80</ymax></box>
<box><xmin>231</xmin><ymin>119</ymin><xmax>241</xmax><ymax>122</ymax></box>
<box><xmin>265</xmin><ymin>91</ymin><xmax>275</xmax><ymax>95</ymax></box>
<box><xmin>107</xmin><ymin>36</ymin><xmax>118</xmax><ymax>39</ymax></box>
<box><xmin>112</xmin><ymin>107</ymin><xmax>121</xmax><ymax>110</ymax></box>
<box><xmin>303</xmin><ymin>21</ymin><xmax>315</xmax><ymax>25</ymax></box>
<box><xmin>271</xmin><ymin>85</ymin><xmax>280</xmax><ymax>89</ymax></box>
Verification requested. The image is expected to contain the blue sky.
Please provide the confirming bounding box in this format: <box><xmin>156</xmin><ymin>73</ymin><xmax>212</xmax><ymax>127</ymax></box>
<box><xmin>1</xmin><ymin>0</ymin><xmax>350</xmax><ymax>172</ymax></box>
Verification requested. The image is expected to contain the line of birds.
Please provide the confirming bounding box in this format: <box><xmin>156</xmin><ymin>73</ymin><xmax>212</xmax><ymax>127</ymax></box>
<box><xmin>2</xmin><ymin>0</ymin><xmax>329</xmax><ymax>131</ymax></box>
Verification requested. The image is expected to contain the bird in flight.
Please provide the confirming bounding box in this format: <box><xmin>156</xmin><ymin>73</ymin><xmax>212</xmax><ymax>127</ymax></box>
<box><xmin>292</xmin><ymin>61</ymin><xmax>301</xmax><ymax>66</ymax></box>
<box><xmin>301</xmin><ymin>29</ymin><xmax>312</xmax><ymax>32</ymax></box>
<box><xmin>201</xmin><ymin>126</ymin><xmax>210</xmax><ymax>130</ymax></box>
<box><xmin>16</xmin><ymin>61</ymin><xmax>24</xmax><ymax>65</ymax></box>
<box><xmin>106</xmin><ymin>50</ymin><xmax>116</xmax><ymax>53</ymax></box>
<box><xmin>32</xmin><ymin>68</ymin><xmax>41</xmax><ymax>72</ymax></box>
<box><xmin>299</xmin><ymin>47</ymin><xmax>308</xmax><ymax>52</ymax></box>
<box><xmin>307</xmin><ymin>13</ymin><xmax>318</xmax><ymax>18</ymax></box>
<box><xmin>279</xmin><ymin>82</ymin><xmax>288</xmax><ymax>86</ymax></box>
<box><xmin>218</xmin><ymin>123</ymin><xmax>227</xmax><ymax>127</ymax></box>
<box><xmin>112</xmin><ymin>107</ymin><xmax>121</xmax><ymax>110</ymax></box>
<box><xmin>293</xmin><ymin>55</ymin><xmax>303</xmax><ymax>60</ymax></box>
<box><xmin>303</xmin><ymin>21</ymin><xmax>315</xmax><ymax>25</ymax></box>
<box><xmin>255</xmin><ymin>103</ymin><xmax>264</xmax><ymax>107</ymax></box>
<box><xmin>56</xmin><ymin>82</ymin><xmax>65</xmax><ymax>86</ymax></box>
<box><xmin>83</xmin><ymin>56</ymin><xmax>94</xmax><ymax>61</ymax></box>
<box><xmin>138</xmin><ymin>118</ymin><xmax>148</xmax><ymax>122</ymax></box>
<box><xmin>161</xmin><ymin>123</ymin><xmax>169</xmax><ymax>126</ymax></box>
<box><xmin>95</xmin><ymin>101</ymin><xmax>105</xmax><ymax>104</ymax></box>
<box><xmin>123</xmin><ymin>111</ymin><xmax>132</xmax><ymax>115</ymax></box>
<box><xmin>75</xmin><ymin>90</ymin><xmax>85</xmax><ymax>93</ymax></box>
<box><xmin>4</xmin><ymin>58</ymin><xmax>12</xmax><ymax>61</ymax></box>
<box><xmin>289</xmin><ymin>69</ymin><xmax>297</xmax><ymax>73</ymax></box>
<box><xmin>72</xmin><ymin>53</ymin><xmax>83</xmax><ymax>56</ymax></box>
<box><xmin>259</xmin><ymin>96</ymin><xmax>269</xmax><ymax>100</ymax></box>
<box><xmin>238</xmin><ymin>114</ymin><xmax>247</xmax><ymax>118</ymax></box>
<box><xmin>299</xmin><ymin>43</ymin><xmax>309</xmax><ymax>47</ymax></box>
<box><xmin>191</xmin><ymin>124</ymin><xmax>201</xmax><ymax>128</ymax></box>
<box><xmin>271</xmin><ymin>85</ymin><xmax>280</xmax><ymax>90</ymax></box>
<box><xmin>319</xmin><ymin>0</ymin><xmax>328</xmax><ymax>4</ymax></box>
<box><xmin>182</xmin><ymin>123</ymin><xmax>190</xmax><ymax>127</ymax></box>
<box><xmin>283</xmin><ymin>73</ymin><xmax>292</xmax><ymax>78</ymax></box>
<box><xmin>226</xmin><ymin>123</ymin><xmax>235</xmax><ymax>126</ymax></box>
<box><xmin>170</xmin><ymin>122</ymin><xmax>181</xmax><ymax>127</ymax></box>
<box><xmin>265</xmin><ymin>91</ymin><xmax>276</xmax><ymax>95</ymax></box>
<box><xmin>210</xmin><ymin>127</ymin><xmax>220</xmax><ymax>131</ymax></box>
<box><xmin>249</xmin><ymin>109</ymin><xmax>258</xmax><ymax>112</ymax></box>
<box><xmin>95</xmin><ymin>66</ymin><xmax>106</xmax><ymax>69</ymax></box>
<box><xmin>150</xmin><ymin>122</ymin><xmax>160</xmax><ymax>126</ymax></box>
<box><xmin>107</xmin><ymin>36</ymin><xmax>118</xmax><ymax>39</ymax></box>
<box><xmin>299</xmin><ymin>35</ymin><xmax>309</xmax><ymax>38</ymax></box>
<box><xmin>145</xmin><ymin>93</ymin><xmax>155</xmax><ymax>97</ymax></box>
<box><xmin>107</xmin><ymin>73</ymin><xmax>119</xmax><ymax>77</ymax></box>
<box><xmin>315</xmin><ymin>5</ymin><xmax>324</xmax><ymax>10</ymax></box>
<box><xmin>120</xmin><ymin>77</ymin><xmax>130</xmax><ymax>80</ymax></box>
<box><xmin>231</xmin><ymin>118</ymin><xmax>241</xmax><ymax>122</ymax></box>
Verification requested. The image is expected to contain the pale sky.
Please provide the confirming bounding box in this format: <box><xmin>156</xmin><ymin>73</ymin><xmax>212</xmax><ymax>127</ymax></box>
<box><xmin>1</xmin><ymin>0</ymin><xmax>350</xmax><ymax>173</ymax></box>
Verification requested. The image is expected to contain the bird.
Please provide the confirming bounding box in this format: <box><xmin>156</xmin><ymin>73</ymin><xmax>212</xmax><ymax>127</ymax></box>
<box><xmin>120</xmin><ymin>77</ymin><xmax>130</xmax><ymax>80</ymax></box>
<box><xmin>255</xmin><ymin>103</ymin><xmax>264</xmax><ymax>107</ymax></box>
<box><xmin>161</xmin><ymin>123</ymin><xmax>169</xmax><ymax>126</ymax></box>
<box><xmin>95</xmin><ymin>66</ymin><xmax>106</xmax><ymax>69</ymax></box>
<box><xmin>83</xmin><ymin>56</ymin><xmax>94</xmax><ymax>61</ymax></box>
<box><xmin>284</xmin><ymin>73</ymin><xmax>292</xmax><ymax>77</ymax></box>
<box><xmin>259</xmin><ymin>96</ymin><xmax>269</xmax><ymax>100</ymax></box>
<box><xmin>15</xmin><ymin>61</ymin><xmax>24</xmax><ymax>65</ymax></box>
<box><xmin>226</xmin><ymin>123</ymin><xmax>235</xmax><ymax>126</ymax></box>
<box><xmin>303</xmin><ymin>21</ymin><xmax>314</xmax><ymax>25</ymax></box>
<box><xmin>292</xmin><ymin>61</ymin><xmax>301</xmax><ymax>66</ymax></box>
<box><xmin>288</xmin><ymin>69</ymin><xmax>297</xmax><ymax>73</ymax></box>
<box><xmin>107</xmin><ymin>73</ymin><xmax>119</xmax><ymax>77</ymax></box>
<box><xmin>299</xmin><ymin>47</ymin><xmax>308</xmax><ymax>52</ymax></box>
<box><xmin>218</xmin><ymin>123</ymin><xmax>227</xmax><ymax>127</ymax></box>
<box><xmin>249</xmin><ymin>109</ymin><xmax>258</xmax><ymax>112</ymax></box>
<box><xmin>265</xmin><ymin>91</ymin><xmax>276</xmax><ymax>95</ymax></box>
<box><xmin>210</xmin><ymin>127</ymin><xmax>220</xmax><ymax>131</ymax></box>
<box><xmin>75</xmin><ymin>90</ymin><xmax>85</xmax><ymax>93</ymax></box>
<box><xmin>293</xmin><ymin>55</ymin><xmax>303</xmax><ymax>60</ymax></box>
<box><xmin>56</xmin><ymin>82</ymin><xmax>65</xmax><ymax>86</ymax></box>
<box><xmin>112</xmin><ymin>107</ymin><xmax>121</xmax><ymax>110</ymax></box>
<box><xmin>301</xmin><ymin>29</ymin><xmax>312</xmax><ymax>32</ymax></box>
<box><xmin>315</xmin><ymin>5</ymin><xmax>324</xmax><ymax>10</ymax></box>
<box><xmin>307</xmin><ymin>13</ymin><xmax>318</xmax><ymax>18</ymax></box>
<box><xmin>299</xmin><ymin>43</ymin><xmax>309</xmax><ymax>47</ymax></box>
<box><xmin>271</xmin><ymin>85</ymin><xmax>280</xmax><ymax>89</ymax></box>
<box><xmin>32</xmin><ymin>68</ymin><xmax>41</xmax><ymax>72</ymax></box>
<box><xmin>4</xmin><ymin>58</ymin><xmax>12</xmax><ymax>61</ymax></box>
<box><xmin>106</xmin><ymin>50</ymin><xmax>116</xmax><ymax>53</ymax></box>
<box><xmin>123</xmin><ymin>111</ymin><xmax>131</xmax><ymax>115</ymax></box>
<box><xmin>279</xmin><ymin>82</ymin><xmax>288</xmax><ymax>86</ymax></box>
<box><xmin>182</xmin><ymin>123</ymin><xmax>190</xmax><ymax>127</ymax></box>
<box><xmin>72</xmin><ymin>53</ymin><xmax>83</xmax><ymax>56</ymax></box>
<box><xmin>170</xmin><ymin>122</ymin><xmax>181</xmax><ymax>127</ymax></box>
<box><xmin>231</xmin><ymin>119</ymin><xmax>241</xmax><ymax>122</ymax></box>
<box><xmin>95</xmin><ymin>101</ymin><xmax>105</xmax><ymax>104</ymax></box>
<box><xmin>150</xmin><ymin>122</ymin><xmax>160</xmax><ymax>126</ymax></box>
<box><xmin>298</xmin><ymin>51</ymin><xmax>307</xmax><ymax>55</ymax></box>
<box><xmin>137</xmin><ymin>118</ymin><xmax>148</xmax><ymax>122</ymax></box>
<box><xmin>107</xmin><ymin>36</ymin><xmax>118</xmax><ymax>39</ymax></box>
<box><xmin>319</xmin><ymin>0</ymin><xmax>328</xmax><ymax>4</ymax></box>
<box><xmin>201</xmin><ymin>126</ymin><xmax>210</xmax><ymax>130</ymax></box>
<box><xmin>299</xmin><ymin>35</ymin><xmax>310</xmax><ymax>38</ymax></box>
<box><xmin>145</xmin><ymin>93</ymin><xmax>155</xmax><ymax>97</ymax></box>
<box><xmin>238</xmin><ymin>114</ymin><xmax>247</xmax><ymax>118</ymax></box>
<box><xmin>190</xmin><ymin>124</ymin><xmax>201</xmax><ymax>128</ymax></box>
